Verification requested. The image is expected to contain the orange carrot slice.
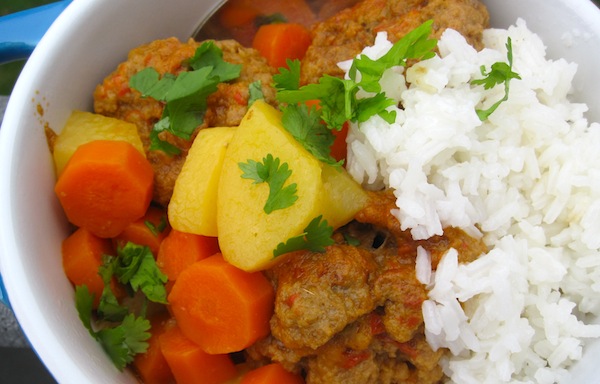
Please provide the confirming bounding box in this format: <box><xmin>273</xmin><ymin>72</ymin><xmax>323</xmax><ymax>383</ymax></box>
<box><xmin>241</xmin><ymin>363</ymin><xmax>305</xmax><ymax>384</ymax></box>
<box><xmin>252</xmin><ymin>23</ymin><xmax>312</xmax><ymax>69</ymax></box>
<box><xmin>54</xmin><ymin>140</ymin><xmax>154</xmax><ymax>238</ymax></box>
<box><xmin>62</xmin><ymin>227</ymin><xmax>114</xmax><ymax>307</ymax></box>
<box><xmin>219</xmin><ymin>0</ymin><xmax>260</xmax><ymax>29</ymax></box>
<box><xmin>167</xmin><ymin>254</ymin><xmax>275</xmax><ymax>354</ymax></box>
<box><xmin>132</xmin><ymin>313</ymin><xmax>175</xmax><ymax>384</ymax></box>
<box><xmin>113</xmin><ymin>205</ymin><xmax>170</xmax><ymax>255</ymax></box>
<box><xmin>160</xmin><ymin>324</ymin><xmax>238</xmax><ymax>384</ymax></box>
<box><xmin>156</xmin><ymin>229</ymin><xmax>220</xmax><ymax>282</ymax></box>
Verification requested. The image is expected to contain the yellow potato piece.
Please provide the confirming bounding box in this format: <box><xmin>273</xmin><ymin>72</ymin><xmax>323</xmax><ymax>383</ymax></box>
<box><xmin>320</xmin><ymin>164</ymin><xmax>369</xmax><ymax>229</ymax></box>
<box><xmin>169</xmin><ymin>127</ymin><xmax>236</xmax><ymax>237</ymax></box>
<box><xmin>217</xmin><ymin>101</ymin><xmax>367</xmax><ymax>271</ymax></box>
<box><xmin>53</xmin><ymin>110</ymin><xmax>145</xmax><ymax>176</ymax></box>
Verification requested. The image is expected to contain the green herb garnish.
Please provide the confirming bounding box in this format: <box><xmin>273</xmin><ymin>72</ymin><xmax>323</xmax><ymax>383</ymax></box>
<box><xmin>239</xmin><ymin>154</ymin><xmax>298</xmax><ymax>214</ymax></box>
<box><xmin>111</xmin><ymin>242</ymin><xmax>168</xmax><ymax>304</ymax></box>
<box><xmin>275</xmin><ymin>20</ymin><xmax>437</xmax><ymax>130</ymax></box>
<box><xmin>75</xmin><ymin>286</ymin><xmax>151</xmax><ymax>371</ymax></box>
<box><xmin>273</xmin><ymin>59</ymin><xmax>301</xmax><ymax>92</ymax></box>
<box><xmin>281</xmin><ymin>103</ymin><xmax>341</xmax><ymax>167</ymax></box>
<box><xmin>273</xmin><ymin>215</ymin><xmax>335</xmax><ymax>257</ymax></box>
<box><xmin>472</xmin><ymin>37</ymin><xmax>521</xmax><ymax>121</ymax></box>
<box><xmin>248</xmin><ymin>80</ymin><xmax>265</xmax><ymax>107</ymax></box>
<box><xmin>144</xmin><ymin>215</ymin><xmax>167</xmax><ymax>237</ymax></box>
<box><xmin>74</xmin><ymin>241</ymin><xmax>168</xmax><ymax>371</ymax></box>
<box><xmin>130</xmin><ymin>41</ymin><xmax>241</xmax><ymax>154</ymax></box>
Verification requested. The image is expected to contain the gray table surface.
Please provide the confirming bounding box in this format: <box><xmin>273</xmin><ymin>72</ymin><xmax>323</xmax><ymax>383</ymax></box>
<box><xmin>0</xmin><ymin>95</ymin><xmax>29</xmax><ymax>349</ymax></box>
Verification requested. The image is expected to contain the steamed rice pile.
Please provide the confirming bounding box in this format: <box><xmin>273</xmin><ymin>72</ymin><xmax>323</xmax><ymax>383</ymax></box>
<box><xmin>344</xmin><ymin>19</ymin><xmax>600</xmax><ymax>383</ymax></box>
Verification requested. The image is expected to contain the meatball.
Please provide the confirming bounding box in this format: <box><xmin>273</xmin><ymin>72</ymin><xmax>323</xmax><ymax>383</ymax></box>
<box><xmin>300</xmin><ymin>0</ymin><xmax>489</xmax><ymax>85</ymax></box>
<box><xmin>94</xmin><ymin>37</ymin><xmax>278</xmax><ymax>205</ymax></box>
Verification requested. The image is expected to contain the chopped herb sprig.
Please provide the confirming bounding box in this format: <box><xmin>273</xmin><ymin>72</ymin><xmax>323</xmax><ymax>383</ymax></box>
<box><xmin>273</xmin><ymin>215</ymin><xmax>335</xmax><ymax>257</ymax></box>
<box><xmin>239</xmin><ymin>154</ymin><xmax>298</xmax><ymax>214</ymax></box>
<box><xmin>275</xmin><ymin>20</ymin><xmax>437</xmax><ymax>131</ymax></box>
<box><xmin>472</xmin><ymin>37</ymin><xmax>521</xmax><ymax>121</ymax></box>
<box><xmin>130</xmin><ymin>41</ymin><xmax>241</xmax><ymax>154</ymax></box>
<box><xmin>75</xmin><ymin>242</ymin><xmax>168</xmax><ymax>371</ymax></box>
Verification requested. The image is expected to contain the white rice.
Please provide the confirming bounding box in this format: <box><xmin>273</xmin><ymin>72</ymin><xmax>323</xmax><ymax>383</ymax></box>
<box><xmin>344</xmin><ymin>19</ymin><xmax>600</xmax><ymax>383</ymax></box>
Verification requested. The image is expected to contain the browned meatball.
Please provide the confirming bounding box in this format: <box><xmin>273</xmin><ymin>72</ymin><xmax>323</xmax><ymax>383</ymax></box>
<box><xmin>248</xmin><ymin>190</ymin><xmax>485</xmax><ymax>384</ymax></box>
<box><xmin>301</xmin><ymin>0</ymin><xmax>489</xmax><ymax>85</ymax></box>
<box><xmin>269</xmin><ymin>245</ymin><xmax>379</xmax><ymax>350</ymax></box>
<box><xmin>94</xmin><ymin>37</ymin><xmax>278</xmax><ymax>206</ymax></box>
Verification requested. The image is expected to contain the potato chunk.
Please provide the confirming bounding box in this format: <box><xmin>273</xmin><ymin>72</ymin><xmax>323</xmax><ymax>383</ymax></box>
<box><xmin>169</xmin><ymin>127</ymin><xmax>236</xmax><ymax>237</ymax></box>
<box><xmin>53</xmin><ymin>111</ymin><xmax>145</xmax><ymax>176</ymax></box>
<box><xmin>217</xmin><ymin>101</ymin><xmax>367</xmax><ymax>271</ymax></box>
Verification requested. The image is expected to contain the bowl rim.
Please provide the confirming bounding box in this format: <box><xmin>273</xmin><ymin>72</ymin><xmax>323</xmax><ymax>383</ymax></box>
<box><xmin>0</xmin><ymin>0</ymin><xmax>599</xmax><ymax>383</ymax></box>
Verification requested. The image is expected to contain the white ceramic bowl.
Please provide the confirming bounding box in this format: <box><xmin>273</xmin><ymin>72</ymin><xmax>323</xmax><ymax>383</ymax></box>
<box><xmin>0</xmin><ymin>0</ymin><xmax>599</xmax><ymax>383</ymax></box>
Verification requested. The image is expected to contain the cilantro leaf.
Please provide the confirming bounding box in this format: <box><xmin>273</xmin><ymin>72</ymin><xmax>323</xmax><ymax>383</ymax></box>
<box><xmin>239</xmin><ymin>154</ymin><xmax>298</xmax><ymax>214</ymax></box>
<box><xmin>273</xmin><ymin>59</ymin><xmax>301</xmax><ymax>92</ymax></box>
<box><xmin>281</xmin><ymin>104</ymin><xmax>341</xmax><ymax>166</ymax></box>
<box><xmin>273</xmin><ymin>215</ymin><xmax>335</xmax><ymax>257</ymax></box>
<box><xmin>75</xmin><ymin>285</ymin><xmax>96</xmax><ymax>336</ymax></box>
<box><xmin>145</xmin><ymin>214</ymin><xmax>167</xmax><ymax>237</ymax></box>
<box><xmin>276</xmin><ymin>20</ymin><xmax>437</xmax><ymax>132</ymax></box>
<box><xmin>97</xmin><ymin>314</ymin><xmax>151</xmax><ymax>371</ymax></box>
<box><xmin>472</xmin><ymin>37</ymin><xmax>521</xmax><ymax>121</ymax></box>
<box><xmin>343</xmin><ymin>233</ymin><xmax>361</xmax><ymax>246</ymax></box>
<box><xmin>248</xmin><ymin>80</ymin><xmax>264</xmax><ymax>107</ymax></box>
<box><xmin>129</xmin><ymin>251</ymin><xmax>169</xmax><ymax>304</ymax></box>
<box><xmin>73</xmin><ymin>241</ymin><xmax>165</xmax><ymax>372</ymax></box>
<box><xmin>97</xmin><ymin>257</ymin><xmax>129</xmax><ymax>321</ymax></box>
<box><xmin>356</xmin><ymin>92</ymin><xmax>397</xmax><ymax>124</ymax></box>
<box><xmin>113</xmin><ymin>243</ymin><xmax>168</xmax><ymax>304</ymax></box>
<box><xmin>256</xmin><ymin>12</ymin><xmax>287</xmax><ymax>27</ymax></box>
<box><xmin>188</xmin><ymin>41</ymin><xmax>242</xmax><ymax>82</ymax></box>
<box><xmin>161</xmin><ymin>67</ymin><xmax>218</xmax><ymax>140</ymax></box>
<box><xmin>148</xmin><ymin>117</ymin><xmax>181</xmax><ymax>155</ymax></box>
<box><xmin>75</xmin><ymin>286</ymin><xmax>151</xmax><ymax>371</ymax></box>
<box><xmin>129</xmin><ymin>68</ymin><xmax>176</xmax><ymax>100</ymax></box>
<box><xmin>129</xmin><ymin>41</ymin><xmax>241</xmax><ymax>155</ymax></box>
<box><xmin>277</xmin><ymin>75</ymin><xmax>358</xmax><ymax>130</ymax></box>
<box><xmin>350</xmin><ymin>20</ymin><xmax>437</xmax><ymax>93</ymax></box>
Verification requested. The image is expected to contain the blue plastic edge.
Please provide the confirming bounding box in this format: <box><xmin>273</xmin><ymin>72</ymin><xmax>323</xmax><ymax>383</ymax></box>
<box><xmin>0</xmin><ymin>274</ymin><xmax>10</xmax><ymax>309</ymax></box>
<box><xmin>0</xmin><ymin>0</ymin><xmax>73</xmax><ymax>64</ymax></box>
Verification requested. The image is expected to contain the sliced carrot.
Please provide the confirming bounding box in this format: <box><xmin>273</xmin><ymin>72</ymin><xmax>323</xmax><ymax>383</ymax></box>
<box><xmin>156</xmin><ymin>229</ymin><xmax>220</xmax><ymax>281</ymax></box>
<box><xmin>167</xmin><ymin>254</ymin><xmax>275</xmax><ymax>354</ymax></box>
<box><xmin>160</xmin><ymin>324</ymin><xmax>238</xmax><ymax>384</ymax></box>
<box><xmin>219</xmin><ymin>0</ymin><xmax>260</xmax><ymax>29</ymax></box>
<box><xmin>113</xmin><ymin>205</ymin><xmax>170</xmax><ymax>255</ymax></box>
<box><xmin>252</xmin><ymin>23</ymin><xmax>312</xmax><ymax>69</ymax></box>
<box><xmin>62</xmin><ymin>227</ymin><xmax>115</xmax><ymax>307</ymax></box>
<box><xmin>132</xmin><ymin>312</ymin><xmax>175</xmax><ymax>384</ymax></box>
<box><xmin>241</xmin><ymin>363</ymin><xmax>305</xmax><ymax>384</ymax></box>
<box><xmin>54</xmin><ymin>140</ymin><xmax>154</xmax><ymax>238</ymax></box>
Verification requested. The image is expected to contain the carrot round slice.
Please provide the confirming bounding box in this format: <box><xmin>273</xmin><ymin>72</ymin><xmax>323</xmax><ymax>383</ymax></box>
<box><xmin>132</xmin><ymin>312</ymin><xmax>175</xmax><ymax>384</ymax></box>
<box><xmin>252</xmin><ymin>23</ymin><xmax>312</xmax><ymax>69</ymax></box>
<box><xmin>62</xmin><ymin>227</ymin><xmax>114</xmax><ymax>307</ymax></box>
<box><xmin>113</xmin><ymin>205</ymin><xmax>170</xmax><ymax>255</ymax></box>
<box><xmin>54</xmin><ymin>140</ymin><xmax>154</xmax><ymax>238</ymax></box>
<box><xmin>156</xmin><ymin>229</ymin><xmax>220</xmax><ymax>282</ymax></box>
<box><xmin>241</xmin><ymin>363</ymin><xmax>305</xmax><ymax>384</ymax></box>
<box><xmin>167</xmin><ymin>254</ymin><xmax>275</xmax><ymax>354</ymax></box>
<box><xmin>160</xmin><ymin>324</ymin><xmax>237</xmax><ymax>384</ymax></box>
